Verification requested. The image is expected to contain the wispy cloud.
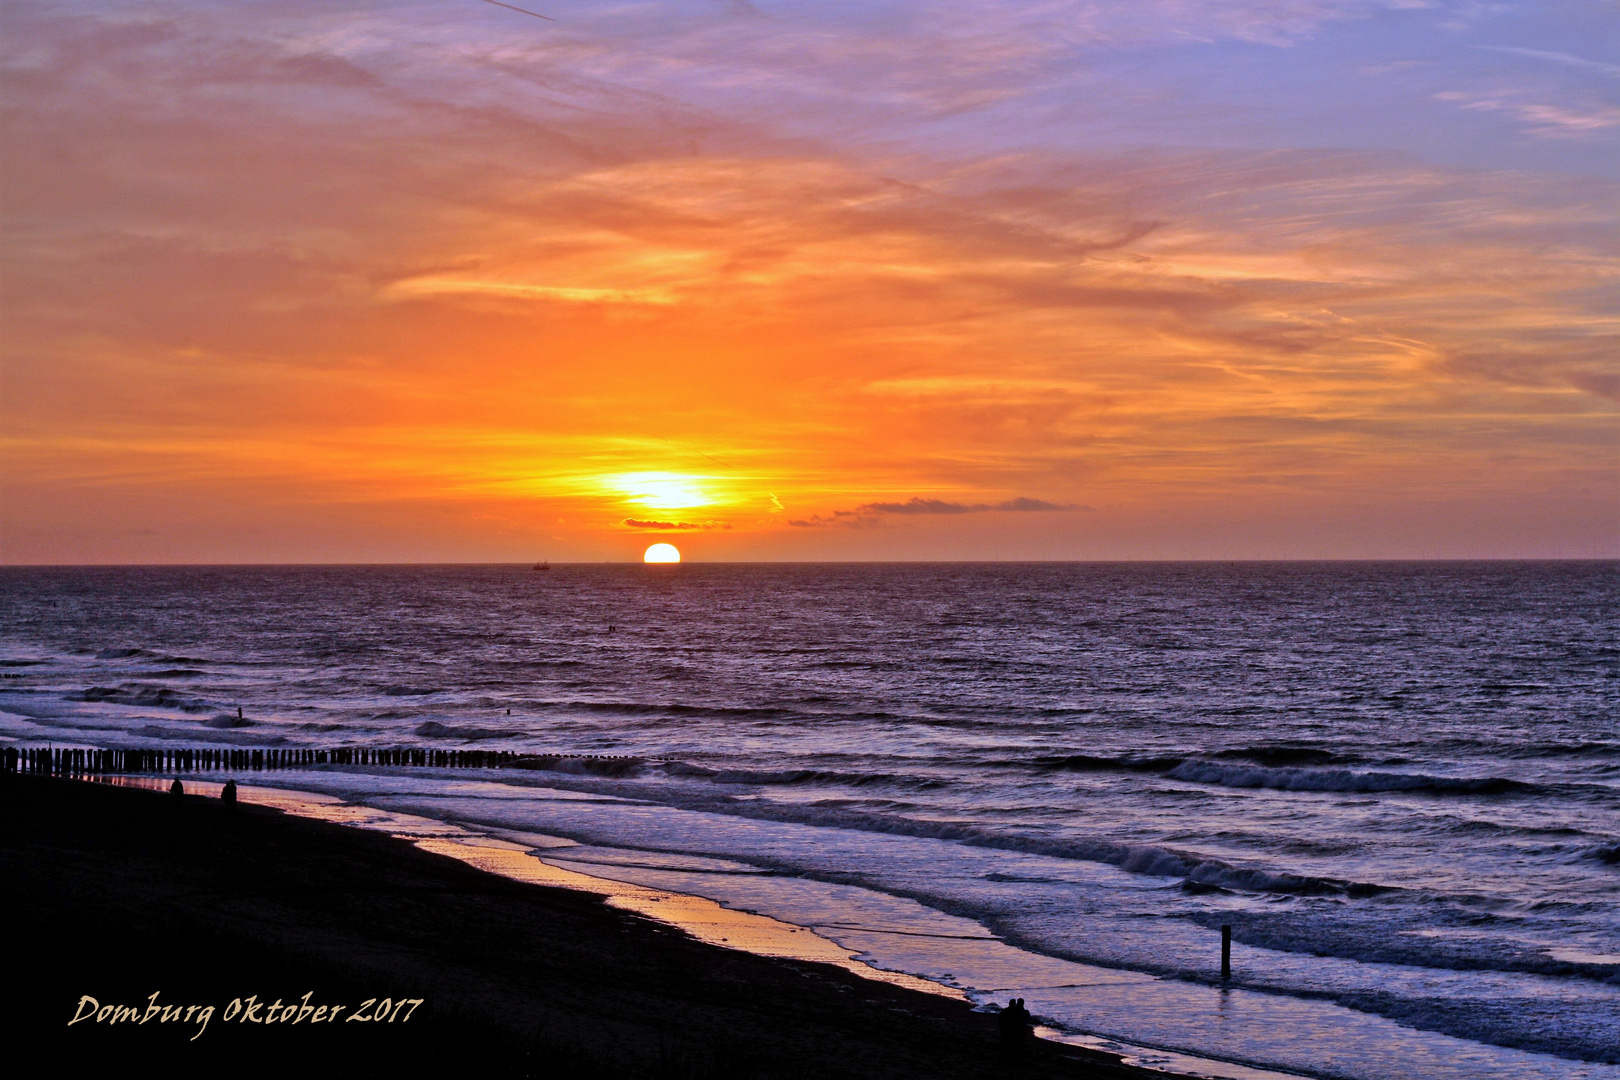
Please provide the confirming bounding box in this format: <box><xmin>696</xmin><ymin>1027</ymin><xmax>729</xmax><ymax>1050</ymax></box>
<box><xmin>623</xmin><ymin>518</ymin><xmax>730</xmax><ymax>530</ymax></box>
<box><xmin>388</xmin><ymin>279</ymin><xmax>677</xmax><ymax>305</ymax></box>
<box><xmin>1</xmin><ymin>0</ymin><xmax>1613</xmax><ymax>560</ymax></box>
<box><xmin>1437</xmin><ymin>90</ymin><xmax>1620</xmax><ymax>137</ymax></box>
<box><xmin>861</xmin><ymin>497</ymin><xmax>1078</xmax><ymax>515</ymax></box>
<box><xmin>790</xmin><ymin>497</ymin><xmax>1083</xmax><ymax>526</ymax></box>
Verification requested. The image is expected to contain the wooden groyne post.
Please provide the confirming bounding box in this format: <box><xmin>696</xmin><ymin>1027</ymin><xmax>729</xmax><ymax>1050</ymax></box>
<box><xmin>1221</xmin><ymin>924</ymin><xmax>1232</xmax><ymax>980</ymax></box>
<box><xmin>0</xmin><ymin>747</ymin><xmax>638</xmax><ymax>776</ymax></box>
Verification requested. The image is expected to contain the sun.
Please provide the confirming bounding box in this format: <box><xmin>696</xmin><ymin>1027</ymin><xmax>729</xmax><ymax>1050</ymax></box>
<box><xmin>643</xmin><ymin>543</ymin><xmax>681</xmax><ymax>563</ymax></box>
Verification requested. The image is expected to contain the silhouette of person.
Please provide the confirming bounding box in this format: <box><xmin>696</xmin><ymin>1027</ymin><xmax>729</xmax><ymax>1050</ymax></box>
<box><xmin>169</xmin><ymin>778</ymin><xmax>184</xmax><ymax>799</ymax></box>
<box><xmin>998</xmin><ymin>998</ymin><xmax>1031</xmax><ymax>1062</ymax></box>
<box><xmin>221</xmin><ymin>779</ymin><xmax>237</xmax><ymax>806</ymax></box>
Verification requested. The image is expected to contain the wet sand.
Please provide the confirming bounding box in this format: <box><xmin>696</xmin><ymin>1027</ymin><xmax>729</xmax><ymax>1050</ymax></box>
<box><xmin>2</xmin><ymin>774</ymin><xmax>1166</xmax><ymax>1079</ymax></box>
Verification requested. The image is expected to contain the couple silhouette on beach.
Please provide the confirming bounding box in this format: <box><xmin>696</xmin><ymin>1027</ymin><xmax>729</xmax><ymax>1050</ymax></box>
<box><xmin>998</xmin><ymin>997</ymin><xmax>1032</xmax><ymax>1062</ymax></box>
<box><xmin>169</xmin><ymin>778</ymin><xmax>237</xmax><ymax>805</ymax></box>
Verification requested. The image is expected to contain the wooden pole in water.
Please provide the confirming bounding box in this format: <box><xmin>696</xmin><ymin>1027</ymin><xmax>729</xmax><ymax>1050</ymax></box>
<box><xmin>1221</xmin><ymin>925</ymin><xmax>1232</xmax><ymax>980</ymax></box>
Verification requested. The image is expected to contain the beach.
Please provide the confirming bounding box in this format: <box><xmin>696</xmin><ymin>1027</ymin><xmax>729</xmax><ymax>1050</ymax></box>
<box><xmin>4</xmin><ymin>772</ymin><xmax>1156</xmax><ymax>1079</ymax></box>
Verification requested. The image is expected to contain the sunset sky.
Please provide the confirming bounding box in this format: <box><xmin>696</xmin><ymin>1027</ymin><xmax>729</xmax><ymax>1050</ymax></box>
<box><xmin>2</xmin><ymin>0</ymin><xmax>1615</xmax><ymax>562</ymax></box>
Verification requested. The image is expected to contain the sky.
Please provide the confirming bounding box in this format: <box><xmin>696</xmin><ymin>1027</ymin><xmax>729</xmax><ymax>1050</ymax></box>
<box><xmin>1</xmin><ymin>0</ymin><xmax>1616</xmax><ymax>562</ymax></box>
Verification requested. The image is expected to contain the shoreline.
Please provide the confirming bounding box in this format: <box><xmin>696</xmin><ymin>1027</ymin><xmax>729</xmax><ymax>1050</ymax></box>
<box><xmin>5</xmin><ymin>772</ymin><xmax>1173</xmax><ymax>1079</ymax></box>
<box><xmin>93</xmin><ymin>772</ymin><xmax>1312</xmax><ymax>1080</ymax></box>
<box><xmin>13</xmin><ymin>761</ymin><xmax>1617</xmax><ymax>1079</ymax></box>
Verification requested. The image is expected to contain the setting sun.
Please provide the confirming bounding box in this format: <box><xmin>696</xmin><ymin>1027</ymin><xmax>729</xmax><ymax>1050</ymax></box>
<box><xmin>643</xmin><ymin>543</ymin><xmax>681</xmax><ymax>563</ymax></box>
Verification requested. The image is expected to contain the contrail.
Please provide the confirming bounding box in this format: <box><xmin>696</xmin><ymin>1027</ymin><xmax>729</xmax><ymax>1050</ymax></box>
<box><xmin>477</xmin><ymin>0</ymin><xmax>555</xmax><ymax>20</ymax></box>
<box><xmin>656</xmin><ymin>436</ymin><xmax>735</xmax><ymax>471</ymax></box>
<box><xmin>1477</xmin><ymin>46</ymin><xmax>1620</xmax><ymax>78</ymax></box>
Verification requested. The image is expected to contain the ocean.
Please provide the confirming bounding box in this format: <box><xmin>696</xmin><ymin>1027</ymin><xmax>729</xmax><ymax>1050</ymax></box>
<box><xmin>2</xmin><ymin>562</ymin><xmax>1615</xmax><ymax>1079</ymax></box>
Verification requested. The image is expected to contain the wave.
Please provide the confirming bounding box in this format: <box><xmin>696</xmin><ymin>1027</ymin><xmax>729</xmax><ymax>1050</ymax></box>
<box><xmin>68</xmin><ymin>683</ymin><xmax>207</xmax><ymax>712</ymax></box>
<box><xmin>204</xmin><ymin>713</ymin><xmax>254</xmax><ymax>729</ymax></box>
<box><xmin>1034</xmin><ymin>753</ymin><xmax>1187</xmax><ymax>772</ymax></box>
<box><xmin>662</xmin><ymin>761</ymin><xmax>719</xmax><ymax>778</ymax></box>
<box><xmin>1585</xmin><ymin>842</ymin><xmax>1620</xmax><ymax>866</ymax></box>
<box><xmin>513</xmin><ymin>756</ymin><xmax>984</xmax><ymax>803</ymax></box>
<box><xmin>1028</xmin><ymin>744</ymin><xmax>1608</xmax><ymax>794</ymax></box>
<box><xmin>134</xmin><ymin>722</ymin><xmax>285</xmax><ymax>745</ymax></box>
<box><xmin>1165</xmin><ymin>761</ymin><xmax>1531</xmax><ymax>796</ymax></box>
<box><xmin>414</xmin><ymin>762</ymin><xmax>1589</xmax><ymax>904</ymax></box>
<box><xmin>530</xmin><ymin>700</ymin><xmax>797</xmax><ymax>720</ymax></box>
<box><xmin>1334</xmin><ymin>991</ymin><xmax>1620</xmax><ymax>1066</ymax></box>
<box><xmin>716</xmin><ymin>768</ymin><xmax>827</xmax><ymax>785</ymax></box>
<box><xmin>1209</xmin><ymin>745</ymin><xmax>1360</xmax><ymax>766</ymax></box>
<box><xmin>1195</xmin><ymin>912</ymin><xmax>1620</xmax><ymax>986</ymax></box>
<box><xmin>1438</xmin><ymin>818</ymin><xmax>1587</xmax><ymax>840</ymax></box>
<box><xmin>92</xmin><ymin>647</ymin><xmax>217</xmax><ymax>667</ymax></box>
<box><xmin>412</xmin><ymin>720</ymin><xmax>508</xmax><ymax>740</ymax></box>
<box><xmin>719</xmin><ymin>767</ymin><xmax>946</xmax><ymax>790</ymax></box>
<box><xmin>626</xmin><ymin>793</ymin><xmax>1382</xmax><ymax>899</ymax></box>
<box><xmin>509</xmin><ymin>753</ymin><xmax>645</xmax><ymax>777</ymax></box>
<box><xmin>1511</xmin><ymin>740</ymin><xmax>1620</xmax><ymax>759</ymax></box>
<box><xmin>655</xmin><ymin>759</ymin><xmax>947</xmax><ymax>790</ymax></box>
<box><xmin>600</xmin><ymin>788</ymin><xmax>1619</xmax><ymax>999</ymax></box>
<box><xmin>1033</xmin><ymin>744</ymin><xmax>1362</xmax><ymax>775</ymax></box>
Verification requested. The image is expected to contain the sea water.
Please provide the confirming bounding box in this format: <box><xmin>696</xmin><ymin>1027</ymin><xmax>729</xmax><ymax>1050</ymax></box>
<box><xmin>1</xmin><ymin>563</ymin><xmax>1614</xmax><ymax>1078</ymax></box>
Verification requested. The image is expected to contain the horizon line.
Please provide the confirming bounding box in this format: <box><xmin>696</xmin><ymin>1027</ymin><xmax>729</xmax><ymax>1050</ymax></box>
<box><xmin>2</xmin><ymin>557</ymin><xmax>1615</xmax><ymax>569</ymax></box>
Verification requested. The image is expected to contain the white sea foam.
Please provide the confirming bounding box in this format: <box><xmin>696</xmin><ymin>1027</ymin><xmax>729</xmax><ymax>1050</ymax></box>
<box><xmin>167</xmin><ymin>770</ymin><xmax>1620</xmax><ymax>1080</ymax></box>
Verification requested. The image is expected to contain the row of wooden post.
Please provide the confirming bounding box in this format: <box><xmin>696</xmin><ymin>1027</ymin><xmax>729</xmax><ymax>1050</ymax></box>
<box><xmin>1</xmin><ymin>746</ymin><xmax>531</xmax><ymax>775</ymax></box>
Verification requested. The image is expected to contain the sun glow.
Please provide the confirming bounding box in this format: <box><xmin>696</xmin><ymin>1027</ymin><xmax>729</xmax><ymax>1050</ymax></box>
<box><xmin>643</xmin><ymin>543</ymin><xmax>681</xmax><ymax>563</ymax></box>
<box><xmin>610</xmin><ymin>472</ymin><xmax>712</xmax><ymax>510</ymax></box>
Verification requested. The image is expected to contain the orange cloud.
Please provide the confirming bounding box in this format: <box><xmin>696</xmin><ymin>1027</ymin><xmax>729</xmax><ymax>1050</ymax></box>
<box><xmin>1</xmin><ymin>1</ymin><xmax>1614</xmax><ymax>561</ymax></box>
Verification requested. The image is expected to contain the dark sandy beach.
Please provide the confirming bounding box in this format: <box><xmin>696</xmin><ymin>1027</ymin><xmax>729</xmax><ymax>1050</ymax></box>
<box><xmin>1</xmin><ymin>774</ymin><xmax>1169</xmax><ymax>1080</ymax></box>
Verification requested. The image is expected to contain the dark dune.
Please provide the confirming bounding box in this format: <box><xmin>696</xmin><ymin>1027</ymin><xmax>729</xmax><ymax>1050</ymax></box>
<box><xmin>1</xmin><ymin>774</ymin><xmax>1161</xmax><ymax>1079</ymax></box>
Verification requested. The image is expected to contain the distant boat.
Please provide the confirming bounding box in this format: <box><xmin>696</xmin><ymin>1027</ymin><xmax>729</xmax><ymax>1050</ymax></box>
<box><xmin>532</xmin><ymin>561</ymin><xmax>550</xmax><ymax>571</ymax></box>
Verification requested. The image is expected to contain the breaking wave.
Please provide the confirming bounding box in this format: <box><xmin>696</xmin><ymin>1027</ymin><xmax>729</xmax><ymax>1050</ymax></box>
<box><xmin>1165</xmin><ymin>760</ymin><xmax>1531</xmax><ymax>795</ymax></box>
<box><xmin>658</xmin><ymin>760</ymin><xmax>948</xmax><ymax>790</ymax></box>
<box><xmin>509</xmin><ymin>753</ymin><xmax>646</xmax><ymax>777</ymax></box>
<box><xmin>626</xmin><ymin>792</ymin><xmax>1385</xmax><ymax>899</ymax></box>
<box><xmin>412</xmin><ymin>720</ymin><xmax>509</xmax><ymax>740</ymax></box>
<box><xmin>69</xmin><ymin>683</ymin><xmax>205</xmax><ymax>712</ymax></box>
<box><xmin>1030</xmin><ymin>748</ymin><xmax>1522</xmax><ymax>797</ymax></box>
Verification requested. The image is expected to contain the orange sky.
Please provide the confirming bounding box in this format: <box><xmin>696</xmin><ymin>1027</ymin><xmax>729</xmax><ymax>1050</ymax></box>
<box><xmin>2</xmin><ymin>1</ymin><xmax>1615</xmax><ymax>562</ymax></box>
